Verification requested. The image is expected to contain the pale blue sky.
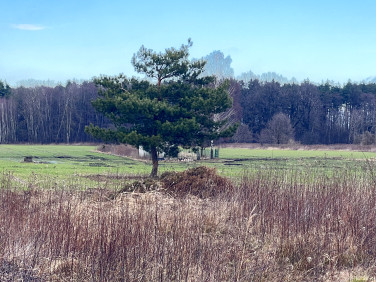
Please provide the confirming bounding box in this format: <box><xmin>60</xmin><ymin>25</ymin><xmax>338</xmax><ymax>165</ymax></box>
<box><xmin>1</xmin><ymin>0</ymin><xmax>376</xmax><ymax>85</ymax></box>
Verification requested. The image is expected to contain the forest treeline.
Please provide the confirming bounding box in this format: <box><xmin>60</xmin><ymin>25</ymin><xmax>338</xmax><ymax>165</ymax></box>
<box><xmin>230</xmin><ymin>79</ymin><xmax>376</xmax><ymax>145</ymax></box>
<box><xmin>0</xmin><ymin>81</ymin><xmax>110</xmax><ymax>143</ymax></box>
<box><xmin>1</xmin><ymin>79</ymin><xmax>376</xmax><ymax>145</ymax></box>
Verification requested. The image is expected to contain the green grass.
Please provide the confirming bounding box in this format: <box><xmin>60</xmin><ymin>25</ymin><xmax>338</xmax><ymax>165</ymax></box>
<box><xmin>0</xmin><ymin>144</ymin><xmax>375</xmax><ymax>188</ymax></box>
<box><xmin>212</xmin><ymin>147</ymin><xmax>376</xmax><ymax>176</ymax></box>
<box><xmin>218</xmin><ymin>147</ymin><xmax>376</xmax><ymax>159</ymax></box>
<box><xmin>0</xmin><ymin>145</ymin><xmax>205</xmax><ymax>188</ymax></box>
<box><xmin>0</xmin><ymin>145</ymin><xmax>153</xmax><ymax>189</ymax></box>
<box><xmin>0</xmin><ymin>145</ymin><xmax>146</xmax><ymax>175</ymax></box>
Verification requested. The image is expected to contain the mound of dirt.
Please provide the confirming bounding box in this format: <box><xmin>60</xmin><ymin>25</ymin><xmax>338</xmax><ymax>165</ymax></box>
<box><xmin>160</xmin><ymin>166</ymin><xmax>233</xmax><ymax>198</ymax></box>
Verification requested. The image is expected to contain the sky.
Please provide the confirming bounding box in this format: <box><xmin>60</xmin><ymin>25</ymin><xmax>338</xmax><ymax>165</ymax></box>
<box><xmin>1</xmin><ymin>0</ymin><xmax>376</xmax><ymax>85</ymax></box>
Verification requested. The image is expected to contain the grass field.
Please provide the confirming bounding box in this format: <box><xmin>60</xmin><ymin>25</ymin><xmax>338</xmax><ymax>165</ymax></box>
<box><xmin>0</xmin><ymin>145</ymin><xmax>152</xmax><ymax>189</ymax></box>
<box><xmin>216</xmin><ymin>147</ymin><xmax>376</xmax><ymax>176</ymax></box>
<box><xmin>219</xmin><ymin>146</ymin><xmax>376</xmax><ymax>159</ymax></box>
<box><xmin>1</xmin><ymin>144</ymin><xmax>376</xmax><ymax>185</ymax></box>
<box><xmin>0</xmin><ymin>144</ymin><xmax>144</xmax><ymax>175</ymax></box>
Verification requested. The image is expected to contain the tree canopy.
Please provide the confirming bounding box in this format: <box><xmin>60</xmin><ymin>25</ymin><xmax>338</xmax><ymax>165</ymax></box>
<box><xmin>0</xmin><ymin>81</ymin><xmax>11</xmax><ymax>98</ymax></box>
<box><xmin>86</xmin><ymin>40</ymin><xmax>236</xmax><ymax>177</ymax></box>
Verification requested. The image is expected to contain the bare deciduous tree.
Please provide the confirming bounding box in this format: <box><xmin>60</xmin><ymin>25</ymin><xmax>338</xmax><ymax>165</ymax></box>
<box><xmin>260</xmin><ymin>113</ymin><xmax>294</xmax><ymax>144</ymax></box>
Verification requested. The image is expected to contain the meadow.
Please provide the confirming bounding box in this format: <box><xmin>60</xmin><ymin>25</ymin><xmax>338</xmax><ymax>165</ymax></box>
<box><xmin>1</xmin><ymin>144</ymin><xmax>375</xmax><ymax>182</ymax></box>
<box><xmin>1</xmin><ymin>144</ymin><xmax>376</xmax><ymax>281</ymax></box>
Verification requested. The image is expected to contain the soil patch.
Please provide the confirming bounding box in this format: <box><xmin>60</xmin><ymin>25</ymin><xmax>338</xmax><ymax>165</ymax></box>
<box><xmin>86</xmin><ymin>155</ymin><xmax>106</xmax><ymax>161</ymax></box>
<box><xmin>88</xmin><ymin>162</ymin><xmax>112</xmax><ymax>167</ymax></box>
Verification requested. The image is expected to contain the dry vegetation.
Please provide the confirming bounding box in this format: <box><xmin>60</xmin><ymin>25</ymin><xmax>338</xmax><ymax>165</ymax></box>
<box><xmin>0</xmin><ymin>167</ymin><xmax>376</xmax><ymax>281</ymax></box>
<box><xmin>98</xmin><ymin>144</ymin><xmax>143</xmax><ymax>159</ymax></box>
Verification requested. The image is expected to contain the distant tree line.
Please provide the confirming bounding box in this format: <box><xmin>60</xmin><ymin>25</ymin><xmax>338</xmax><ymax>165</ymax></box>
<box><xmin>229</xmin><ymin>79</ymin><xmax>376</xmax><ymax>145</ymax></box>
<box><xmin>0</xmin><ymin>81</ymin><xmax>110</xmax><ymax>143</ymax></box>
<box><xmin>2</xmin><ymin>78</ymin><xmax>376</xmax><ymax>145</ymax></box>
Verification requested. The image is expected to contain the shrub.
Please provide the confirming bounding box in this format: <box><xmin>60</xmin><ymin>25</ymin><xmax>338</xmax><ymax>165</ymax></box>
<box><xmin>160</xmin><ymin>166</ymin><xmax>233</xmax><ymax>198</ymax></box>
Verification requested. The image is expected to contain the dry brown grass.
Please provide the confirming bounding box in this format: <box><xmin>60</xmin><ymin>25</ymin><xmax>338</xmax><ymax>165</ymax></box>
<box><xmin>97</xmin><ymin>144</ymin><xmax>144</xmax><ymax>159</ymax></box>
<box><xmin>0</xmin><ymin>168</ymin><xmax>376</xmax><ymax>281</ymax></box>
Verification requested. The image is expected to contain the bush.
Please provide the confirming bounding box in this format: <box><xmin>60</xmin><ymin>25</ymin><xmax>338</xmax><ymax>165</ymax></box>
<box><xmin>160</xmin><ymin>166</ymin><xmax>233</xmax><ymax>198</ymax></box>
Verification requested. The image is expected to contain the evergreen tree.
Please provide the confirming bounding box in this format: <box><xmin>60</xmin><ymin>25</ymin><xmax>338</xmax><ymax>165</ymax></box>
<box><xmin>86</xmin><ymin>40</ymin><xmax>236</xmax><ymax>177</ymax></box>
<box><xmin>0</xmin><ymin>81</ymin><xmax>11</xmax><ymax>98</ymax></box>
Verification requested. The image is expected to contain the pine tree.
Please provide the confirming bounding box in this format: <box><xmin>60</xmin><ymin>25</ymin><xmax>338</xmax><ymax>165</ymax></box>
<box><xmin>86</xmin><ymin>40</ymin><xmax>236</xmax><ymax>177</ymax></box>
<box><xmin>0</xmin><ymin>81</ymin><xmax>11</xmax><ymax>98</ymax></box>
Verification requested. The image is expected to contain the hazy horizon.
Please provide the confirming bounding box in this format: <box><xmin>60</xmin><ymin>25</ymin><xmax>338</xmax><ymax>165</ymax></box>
<box><xmin>2</xmin><ymin>0</ymin><xmax>376</xmax><ymax>85</ymax></box>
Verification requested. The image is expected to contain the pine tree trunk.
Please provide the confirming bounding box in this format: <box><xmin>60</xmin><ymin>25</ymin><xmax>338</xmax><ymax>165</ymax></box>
<box><xmin>150</xmin><ymin>146</ymin><xmax>159</xmax><ymax>178</ymax></box>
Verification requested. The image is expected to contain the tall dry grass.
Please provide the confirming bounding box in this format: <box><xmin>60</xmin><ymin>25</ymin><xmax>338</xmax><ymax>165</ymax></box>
<box><xmin>0</xmin><ymin>168</ymin><xmax>375</xmax><ymax>281</ymax></box>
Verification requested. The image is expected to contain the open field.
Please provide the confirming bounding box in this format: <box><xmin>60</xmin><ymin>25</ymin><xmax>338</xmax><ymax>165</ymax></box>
<box><xmin>216</xmin><ymin>146</ymin><xmax>376</xmax><ymax>179</ymax></box>
<box><xmin>1</xmin><ymin>144</ymin><xmax>376</xmax><ymax>183</ymax></box>
<box><xmin>0</xmin><ymin>144</ymin><xmax>145</xmax><ymax>176</ymax></box>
